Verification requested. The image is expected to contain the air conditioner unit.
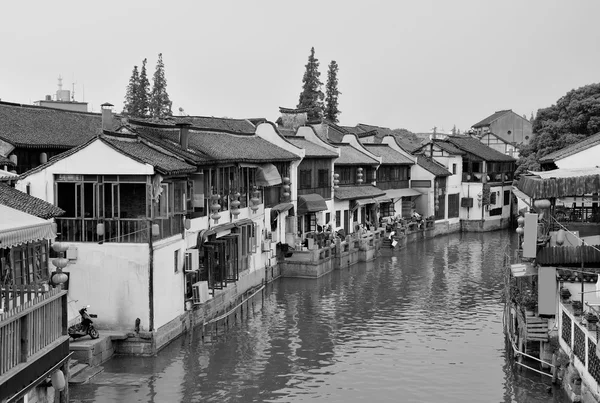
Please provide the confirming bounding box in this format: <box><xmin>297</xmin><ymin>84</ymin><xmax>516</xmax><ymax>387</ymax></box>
<box><xmin>184</xmin><ymin>249</ymin><xmax>199</xmax><ymax>273</ymax></box>
<box><xmin>192</xmin><ymin>281</ymin><xmax>210</xmax><ymax>305</ymax></box>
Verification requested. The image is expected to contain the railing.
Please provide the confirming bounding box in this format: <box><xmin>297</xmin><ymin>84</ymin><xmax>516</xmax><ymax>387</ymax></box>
<box><xmin>554</xmin><ymin>207</ymin><xmax>600</xmax><ymax>225</ymax></box>
<box><xmin>560</xmin><ymin>301</ymin><xmax>600</xmax><ymax>387</ymax></box>
<box><xmin>0</xmin><ymin>284</ymin><xmax>51</xmax><ymax>312</ymax></box>
<box><xmin>56</xmin><ymin>216</ymin><xmax>184</xmax><ymax>243</ymax></box>
<box><xmin>0</xmin><ymin>288</ymin><xmax>67</xmax><ymax>377</ymax></box>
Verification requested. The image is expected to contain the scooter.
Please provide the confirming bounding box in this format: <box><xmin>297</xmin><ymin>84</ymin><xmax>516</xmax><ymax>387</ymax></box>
<box><xmin>68</xmin><ymin>305</ymin><xmax>99</xmax><ymax>340</ymax></box>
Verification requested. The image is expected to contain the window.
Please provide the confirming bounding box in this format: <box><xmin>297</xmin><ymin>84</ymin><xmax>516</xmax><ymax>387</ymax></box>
<box><xmin>174</xmin><ymin>249</ymin><xmax>180</xmax><ymax>273</ymax></box>
<box><xmin>380</xmin><ymin>202</ymin><xmax>395</xmax><ymax>217</ymax></box>
<box><xmin>318</xmin><ymin>169</ymin><xmax>329</xmax><ymax>188</ymax></box>
<box><xmin>325</xmin><ymin>212</ymin><xmax>331</xmax><ymax>226</ymax></box>
<box><xmin>504</xmin><ymin>190</ymin><xmax>510</xmax><ymax>206</ymax></box>
<box><xmin>339</xmin><ymin>167</ymin><xmax>353</xmax><ymax>185</ymax></box>
<box><xmin>452</xmin><ymin>164</ymin><xmax>457</xmax><ymax>175</ymax></box>
<box><xmin>3</xmin><ymin>241</ymin><xmax>49</xmax><ymax>286</ymax></box>
<box><xmin>299</xmin><ymin>170</ymin><xmax>312</xmax><ymax>189</ymax></box>
<box><xmin>435</xmin><ymin>194</ymin><xmax>446</xmax><ymax>220</ymax></box>
<box><xmin>335</xmin><ymin>210</ymin><xmax>341</xmax><ymax>227</ymax></box>
<box><xmin>305</xmin><ymin>213</ymin><xmax>316</xmax><ymax>232</ymax></box>
<box><xmin>448</xmin><ymin>193</ymin><xmax>459</xmax><ymax>218</ymax></box>
<box><xmin>411</xmin><ymin>180</ymin><xmax>431</xmax><ymax>188</ymax></box>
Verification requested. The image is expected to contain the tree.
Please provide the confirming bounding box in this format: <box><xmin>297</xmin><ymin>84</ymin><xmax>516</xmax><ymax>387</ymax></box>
<box><xmin>324</xmin><ymin>60</ymin><xmax>341</xmax><ymax>123</ymax></box>
<box><xmin>149</xmin><ymin>53</ymin><xmax>172</xmax><ymax>119</ymax></box>
<box><xmin>297</xmin><ymin>47</ymin><xmax>324</xmax><ymax>121</ymax></box>
<box><xmin>451</xmin><ymin>124</ymin><xmax>457</xmax><ymax>135</ymax></box>
<box><xmin>123</xmin><ymin>65</ymin><xmax>140</xmax><ymax>116</ymax></box>
<box><xmin>137</xmin><ymin>58</ymin><xmax>151</xmax><ymax>118</ymax></box>
<box><xmin>516</xmin><ymin>82</ymin><xmax>600</xmax><ymax>175</ymax></box>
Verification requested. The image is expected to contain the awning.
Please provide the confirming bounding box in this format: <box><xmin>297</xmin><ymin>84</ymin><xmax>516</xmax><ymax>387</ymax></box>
<box><xmin>0</xmin><ymin>205</ymin><xmax>56</xmax><ymax>249</ymax></box>
<box><xmin>374</xmin><ymin>195</ymin><xmax>392</xmax><ymax>204</ymax></box>
<box><xmin>256</xmin><ymin>163</ymin><xmax>282</xmax><ymax>187</ymax></box>
<box><xmin>512</xmin><ymin>186</ymin><xmax>532</xmax><ymax>208</ymax></box>
<box><xmin>271</xmin><ymin>202</ymin><xmax>294</xmax><ymax>213</ymax></box>
<box><xmin>385</xmin><ymin>188</ymin><xmax>422</xmax><ymax>202</ymax></box>
<box><xmin>354</xmin><ymin>198</ymin><xmax>377</xmax><ymax>207</ymax></box>
<box><xmin>297</xmin><ymin>194</ymin><xmax>327</xmax><ymax>215</ymax></box>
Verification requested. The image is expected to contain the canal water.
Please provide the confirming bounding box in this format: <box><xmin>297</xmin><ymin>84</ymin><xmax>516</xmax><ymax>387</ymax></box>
<box><xmin>71</xmin><ymin>231</ymin><xmax>568</xmax><ymax>403</ymax></box>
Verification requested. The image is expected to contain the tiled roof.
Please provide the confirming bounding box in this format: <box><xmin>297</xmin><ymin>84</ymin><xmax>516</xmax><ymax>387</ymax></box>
<box><xmin>279</xmin><ymin>106</ymin><xmax>312</xmax><ymax>114</ymax></box>
<box><xmin>415</xmin><ymin>140</ymin><xmax>465</xmax><ymax>155</ymax></box>
<box><xmin>0</xmin><ymin>101</ymin><xmax>101</xmax><ymax>148</ymax></box>
<box><xmin>325</xmin><ymin>124</ymin><xmax>348</xmax><ymax>143</ymax></box>
<box><xmin>471</xmin><ymin>110</ymin><xmax>511</xmax><ymax>128</ymax></box>
<box><xmin>285</xmin><ymin>137</ymin><xmax>338</xmax><ymax>158</ymax></box>
<box><xmin>445</xmin><ymin>135</ymin><xmax>516</xmax><ymax>162</ymax></box>
<box><xmin>334</xmin><ymin>144</ymin><xmax>379</xmax><ymax>165</ymax></box>
<box><xmin>0</xmin><ymin>183</ymin><xmax>64</xmax><ymax>219</ymax></box>
<box><xmin>339</xmin><ymin>126</ymin><xmax>363</xmax><ymax>135</ymax></box>
<box><xmin>102</xmin><ymin>136</ymin><xmax>196</xmax><ymax>175</ymax></box>
<box><xmin>129</xmin><ymin>116</ymin><xmax>255</xmax><ymax>134</ymax></box>
<box><xmin>0</xmin><ymin>155</ymin><xmax>15</xmax><ymax>167</ymax></box>
<box><xmin>539</xmin><ymin>132</ymin><xmax>600</xmax><ymax>163</ymax></box>
<box><xmin>277</xmin><ymin>127</ymin><xmax>297</xmax><ymax>137</ymax></box>
<box><xmin>363</xmin><ymin>144</ymin><xmax>413</xmax><ymax>165</ymax></box>
<box><xmin>416</xmin><ymin>156</ymin><xmax>452</xmax><ymax>177</ymax></box>
<box><xmin>334</xmin><ymin>185</ymin><xmax>385</xmax><ymax>200</ymax></box>
<box><xmin>135</xmin><ymin>125</ymin><xmax>299</xmax><ymax>165</ymax></box>
<box><xmin>356</xmin><ymin>129</ymin><xmax>378</xmax><ymax>138</ymax></box>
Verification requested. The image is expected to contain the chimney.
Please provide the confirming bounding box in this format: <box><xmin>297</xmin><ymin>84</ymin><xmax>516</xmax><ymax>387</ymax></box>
<box><xmin>176</xmin><ymin>122</ymin><xmax>191</xmax><ymax>150</ymax></box>
<box><xmin>101</xmin><ymin>102</ymin><xmax>114</xmax><ymax>131</ymax></box>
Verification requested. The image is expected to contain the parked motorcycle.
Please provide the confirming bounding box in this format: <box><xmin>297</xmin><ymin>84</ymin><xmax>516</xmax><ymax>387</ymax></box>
<box><xmin>68</xmin><ymin>305</ymin><xmax>99</xmax><ymax>340</ymax></box>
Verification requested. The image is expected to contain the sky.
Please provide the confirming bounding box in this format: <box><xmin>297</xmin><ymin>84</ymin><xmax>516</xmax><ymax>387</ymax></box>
<box><xmin>2</xmin><ymin>0</ymin><xmax>600</xmax><ymax>133</ymax></box>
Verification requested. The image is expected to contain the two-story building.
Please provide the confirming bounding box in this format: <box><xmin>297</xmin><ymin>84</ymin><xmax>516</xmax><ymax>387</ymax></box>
<box><xmin>471</xmin><ymin>109</ymin><xmax>532</xmax><ymax>154</ymax></box>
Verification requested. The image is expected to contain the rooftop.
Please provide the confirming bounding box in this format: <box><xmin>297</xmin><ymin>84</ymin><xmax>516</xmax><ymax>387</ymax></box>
<box><xmin>285</xmin><ymin>137</ymin><xmax>338</xmax><ymax>158</ymax></box>
<box><xmin>334</xmin><ymin>185</ymin><xmax>385</xmax><ymax>200</ymax></box>
<box><xmin>363</xmin><ymin>144</ymin><xmax>413</xmax><ymax>165</ymax></box>
<box><xmin>445</xmin><ymin>135</ymin><xmax>516</xmax><ymax>162</ymax></box>
<box><xmin>333</xmin><ymin>144</ymin><xmax>379</xmax><ymax>165</ymax></box>
<box><xmin>416</xmin><ymin>155</ymin><xmax>452</xmax><ymax>177</ymax></box>
<box><xmin>0</xmin><ymin>101</ymin><xmax>102</xmax><ymax>149</ymax></box>
<box><xmin>0</xmin><ymin>183</ymin><xmax>65</xmax><ymax>219</ymax></box>
<box><xmin>471</xmin><ymin>109</ymin><xmax>512</xmax><ymax>128</ymax></box>
<box><xmin>539</xmin><ymin>132</ymin><xmax>600</xmax><ymax>164</ymax></box>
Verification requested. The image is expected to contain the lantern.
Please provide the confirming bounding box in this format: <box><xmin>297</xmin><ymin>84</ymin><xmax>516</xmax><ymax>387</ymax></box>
<box><xmin>556</xmin><ymin>229</ymin><xmax>566</xmax><ymax>245</ymax></box>
<box><xmin>9</xmin><ymin>154</ymin><xmax>17</xmax><ymax>165</ymax></box>
<box><xmin>517</xmin><ymin>216</ymin><xmax>525</xmax><ymax>226</ymax></box>
<box><xmin>357</xmin><ymin>167</ymin><xmax>364</xmax><ymax>184</ymax></box>
<box><xmin>282</xmin><ymin>177</ymin><xmax>291</xmax><ymax>199</ymax></box>
<box><xmin>534</xmin><ymin>199</ymin><xmax>551</xmax><ymax>210</ymax></box>
<box><xmin>97</xmin><ymin>223</ymin><xmax>105</xmax><ymax>237</ymax></box>
<box><xmin>333</xmin><ymin>173</ymin><xmax>340</xmax><ymax>189</ymax></box>
<box><xmin>515</xmin><ymin>227</ymin><xmax>524</xmax><ymax>235</ymax></box>
<box><xmin>184</xmin><ymin>218</ymin><xmax>191</xmax><ymax>230</ymax></box>
<box><xmin>40</xmin><ymin>152</ymin><xmax>48</xmax><ymax>164</ymax></box>
<box><xmin>52</xmin><ymin>242</ymin><xmax>69</xmax><ymax>254</ymax></box>
<box><xmin>250</xmin><ymin>188</ymin><xmax>260</xmax><ymax>211</ymax></box>
<box><xmin>51</xmin><ymin>370</ymin><xmax>66</xmax><ymax>391</ymax></box>
<box><xmin>210</xmin><ymin>200</ymin><xmax>221</xmax><ymax>224</ymax></box>
<box><xmin>52</xmin><ymin>257</ymin><xmax>69</xmax><ymax>270</ymax></box>
<box><xmin>152</xmin><ymin>223</ymin><xmax>160</xmax><ymax>237</ymax></box>
<box><xmin>51</xmin><ymin>271</ymin><xmax>69</xmax><ymax>285</ymax></box>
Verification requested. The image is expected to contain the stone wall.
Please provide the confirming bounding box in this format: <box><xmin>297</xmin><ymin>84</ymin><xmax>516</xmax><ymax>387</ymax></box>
<box><xmin>461</xmin><ymin>217</ymin><xmax>511</xmax><ymax>232</ymax></box>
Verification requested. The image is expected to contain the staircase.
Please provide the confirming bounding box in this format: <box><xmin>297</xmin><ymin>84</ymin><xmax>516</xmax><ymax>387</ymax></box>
<box><xmin>525</xmin><ymin>316</ymin><xmax>549</xmax><ymax>342</ymax></box>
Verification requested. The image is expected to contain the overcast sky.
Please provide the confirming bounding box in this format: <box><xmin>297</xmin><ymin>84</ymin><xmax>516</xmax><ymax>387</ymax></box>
<box><xmin>2</xmin><ymin>0</ymin><xmax>599</xmax><ymax>133</ymax></box>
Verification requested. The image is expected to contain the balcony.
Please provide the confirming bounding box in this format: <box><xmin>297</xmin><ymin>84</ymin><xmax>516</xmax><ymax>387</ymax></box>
<box><xmin>55</xmin><ymin>216</ymin><xmax>184</xmax><ymax>243</ymax></box>
<box><xmin>0</xmin><ymin>286</ymin><xmax>70</xmax><ymax>402</ymax></box>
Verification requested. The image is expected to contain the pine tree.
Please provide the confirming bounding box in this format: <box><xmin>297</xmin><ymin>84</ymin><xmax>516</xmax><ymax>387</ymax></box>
<box><xmin>137</xmin><ymin>58</ymin><xmax>151</xmax><ymax>118</ymax></box>
<box><xmin>123</xmin><ymin>65</ymin><xmax>140</xmax><ymax>116</ymax></box>
<box><xmin>297</xmin><ymin>47</ymin><xmax>324</xmax><ymax>121</ymax></box>
<box><xmin>324</xmin><ymin>60</ymin><xmax>341</xmax><ymax>123</ymax></box>
<box><xmin>150</xmin><ymin>53</ymin><xmax>172</xmax><ymax>118</ymax></box>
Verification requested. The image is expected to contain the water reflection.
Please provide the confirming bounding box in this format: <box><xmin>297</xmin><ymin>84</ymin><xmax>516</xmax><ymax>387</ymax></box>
<box><xmin>71</xmin><ymin>231</ymin><xmax>567</xmax><ymax>403</ymax></box>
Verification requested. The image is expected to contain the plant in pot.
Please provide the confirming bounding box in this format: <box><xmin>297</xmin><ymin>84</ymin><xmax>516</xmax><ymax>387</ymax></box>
<box><xmin>523</xmin><ymin>299</ymin><xmax>537</xmax><ymax>316</ymax></box>
<box><xmin>560</xmin><ymin>287</ymin><xmax>571</xmax><ymax>300</ymax></box>
<box><xmin>585</xmin><ymin>311</ymin><xmax>599</xmax><ymax>326</ymax></box>
<box><xmin>572</xmin><ymin>300</ymin><xmax>583</xmax><ymax>316</ymax></box>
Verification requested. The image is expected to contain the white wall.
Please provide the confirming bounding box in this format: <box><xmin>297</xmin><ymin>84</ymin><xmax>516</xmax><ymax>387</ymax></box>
<box><xmin>64</xmin><ymin>242</ymin><xmax>150</xmax><ymax>331</ymax></box>
<box><xmin>17</xmin><ymin>139</ymin><xmax>153</xmax><ymax>203</ymax></box>
<box><xmin>152</xmin><ymin>237</ymin><xmax>186</xmax><ymax>329</ymax></box>
<box><xmin>409</xmin><ymin>164</ymin><xmax>435</xmax><ymax>217</ymax></box>
<box><xmin>556</xmin><ymin>144</ymin><xmax>600</xmax><ymax>169</ymax></box>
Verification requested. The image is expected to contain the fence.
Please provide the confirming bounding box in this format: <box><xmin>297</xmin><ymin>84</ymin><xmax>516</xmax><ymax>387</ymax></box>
<box><xmin>0</xmin><ymin>287</ymin><xmax>67</xmax><ymax>377</ymax></box>
<box><xmin>559</xmin><ymin>301</ymin><xmax>600</xmax><ymax>387</ymax></box>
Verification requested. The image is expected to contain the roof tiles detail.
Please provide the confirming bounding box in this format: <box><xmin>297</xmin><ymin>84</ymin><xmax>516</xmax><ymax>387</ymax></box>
<box><xmin>416</xmin><ymin>156</ymin><xmax>452</xmax><ymax>177</ymax></box>
<box><xmin>0</xmin><ymin>102</ymin><xmax>101</xmax><ymax>148</ymax></box>
<box><xmin>334</xmin><ymin>185</ymin><xmax>385</xmax><ymax>200</ymax></box>
<box><xmin>335</xmin><ymin>144</ymin><xmax>379</xmax><ymax>165</ymax></box>
<box><xmin>539</xmin><ymin>132</ymin><xmax>600</xmax><ymax>163</ymax></box>
<box><xmin>363</xmin><ymin>144</ymin><xmax>414</xmax><ymax>165</ymax></box>
<box><xmin>445</xmin><ymin>136</ymin><xmax>515</xmax><ymax>162</ymax></box>
<box><xmin>0</xmin><ymin>183</ymin><xmax>65</xmax><ymax>219</ymax></box>
<box><xmin>286</xmin><ymin>137</ymin><xmax>338</xmax><ymax>158</ymax></box>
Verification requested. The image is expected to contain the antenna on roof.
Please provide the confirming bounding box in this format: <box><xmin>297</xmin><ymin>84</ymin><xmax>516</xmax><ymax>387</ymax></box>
<box><xmin>58</xmin><ymin>75</ymin><xmax>63</xmax><ymax>91</ymax></box>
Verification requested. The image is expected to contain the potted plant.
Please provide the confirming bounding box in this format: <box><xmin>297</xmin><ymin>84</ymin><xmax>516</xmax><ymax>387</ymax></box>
<box><xmin>523</xmin><ymin>299</ymin><xmax>537</xmax><ymax>316</ymax></box>
<box><xmin>560</xmin><ymin>287</ymin><xmax>571</xmax><ymax>300</ymax></box>
<box><xmin>572</xmin><ymin>300</ymin><xmax>583</xmax><ymax>316</ymax></box>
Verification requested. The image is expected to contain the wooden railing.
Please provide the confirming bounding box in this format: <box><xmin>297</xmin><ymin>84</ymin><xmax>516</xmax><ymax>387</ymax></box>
<box><xmin>0</xmin><ymin>284</ymin><xmax>51</xmax><ymax>312</ymax></box>
<box><xmin>298</xmin><ymin>186</ymin><xmax>332</xmax><ymax>199</ymax></box>
<box><xmin>0</xmin><ymin>287</ymin><xmax>67</xmax><ymax>377</ymax></box>
<box><xmin>56</xmin><ymin>216</ymin><xmax>184</xmax><ymax>243</ymax></box>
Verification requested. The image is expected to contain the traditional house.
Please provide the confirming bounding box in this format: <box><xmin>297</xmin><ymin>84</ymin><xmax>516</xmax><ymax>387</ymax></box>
<box><xmin>0</xmin><ymin>189</ymin><xmax>69</xmax><ymax>403</ymax></box>
<box><xmin>539</xmin><ymin>132</ymin><xmax>600</xmax><ymax>171</ymax></box>
<box><xmin>331</xmin><ymin>135</ymin><xmax>383</xmax><ymax>234</ymax></box>
<box><xmin>0</xmin><ymin>101</ymin><xmax>101</xmax><ymax>173</ymax></box>
<box><xmin>409</xmin><ymin>155</ymin><xmax>452</xmax><ymax>222</ymax></box>
<box><xmin>508</xmin><ymin>168</ymin><xmax>600</xmax><ymax>401</ymax></box>
<box><xmin>362</xmin><ymin>137</ymin><xmax>417</xmax><ymax>220</ymax></box>
<box><xmin>471</xmin><ymin>109</ymin><xmax>532</xmax><ymax>147</ymax></box>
